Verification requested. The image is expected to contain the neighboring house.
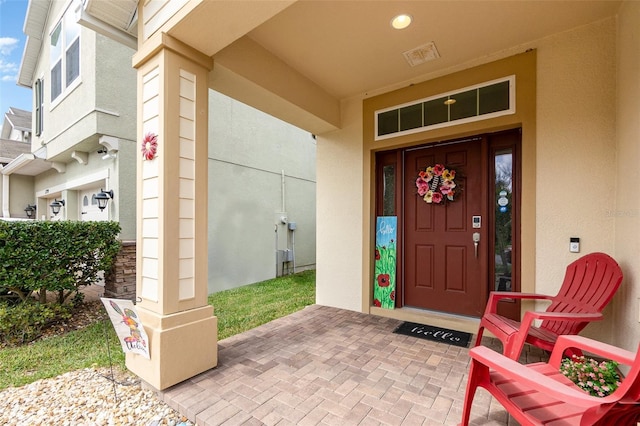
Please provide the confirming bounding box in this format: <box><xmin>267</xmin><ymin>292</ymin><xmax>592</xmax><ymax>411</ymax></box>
<box><xmin>0</xmin><ymin>110</ymin><xmax>34</xmax><ymax>218</ymax></box>
<box><xmin>14</xmin><ymin>0</ymin><xmax>315</xmax><ymax>294</ymax></box>
<box><xmin>79</xmin><ymin>1</ymin><xmax>640</xmax><ymax>391</ymax></box>
<box><xmin>1</xmin><ymin>107</ymin><xmax>32</xmax><ymax>144</ymax></box>
<box><xmin>14</xmin><ymin>0</ymin><xmax>137</xmax><ymax>236</ymax></box>
<box><xmin>208</xmin><ymin>90</ymin><xmax>316</xmax><ymax>293</ymax></box>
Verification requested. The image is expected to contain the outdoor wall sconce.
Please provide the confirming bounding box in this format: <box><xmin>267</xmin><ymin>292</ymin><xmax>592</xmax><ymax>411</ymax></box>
<box><xmin>24</xmin><ymin>204</ymin><xmax>36</xmax><ymax>219</ymax></box>
<box><xmin>95</xmin><ymin>189</ymin><xmax>114</xmax><ymax>211</ymax></box>
<box><xmin>50</xmin><ymin>199</ymin><xmax>65</xmax><ymax>216</ymax></box>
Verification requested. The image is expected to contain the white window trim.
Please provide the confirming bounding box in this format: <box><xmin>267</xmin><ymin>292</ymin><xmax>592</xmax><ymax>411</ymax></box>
<box><xmin>49</xmin><ymin>1</ymin><xmax>82</xmax><ymax>108</ymax></box>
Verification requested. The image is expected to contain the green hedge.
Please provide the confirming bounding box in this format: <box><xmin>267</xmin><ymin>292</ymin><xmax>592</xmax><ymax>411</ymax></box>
<box><xmin>0</xmin><ymin>300</ymin><xmax>74</xmax><ymax>346</ymax></box>
<box><xmin>0</xmin><ymin>221</ymin><xmax>121</xmax><ymax>303</ymax></box>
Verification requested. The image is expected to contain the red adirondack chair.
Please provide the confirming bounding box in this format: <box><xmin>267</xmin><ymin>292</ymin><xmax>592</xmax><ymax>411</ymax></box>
<box><xmin>475</xmin><ymin>252</ymin><xmax>623</xmax><ymax>360</ymax></box>
<box><xmin>459</xmin><ymin>335</ymin><xmax>640</xmax><ymax>426</ymax></box>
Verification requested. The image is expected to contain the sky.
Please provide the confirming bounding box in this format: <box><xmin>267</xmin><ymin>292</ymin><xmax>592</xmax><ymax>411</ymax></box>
<box><xmin>0</xmin><ymin>0</ymin><xmax>31</xmax><ymax>131</ymax></box>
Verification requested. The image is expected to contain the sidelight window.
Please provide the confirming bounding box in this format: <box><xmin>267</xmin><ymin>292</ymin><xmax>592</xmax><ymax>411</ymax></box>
<box><xmin>493</xmin><ymin>149</ymin><xmax>513</xmax><ymax>292</ymax></box>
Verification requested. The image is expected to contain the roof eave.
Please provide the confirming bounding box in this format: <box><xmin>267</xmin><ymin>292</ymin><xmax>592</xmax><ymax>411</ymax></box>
<box><xmin>18</xmin><ymin>0</ymin><xmax>52</xmax><ymax>88</ymax></box>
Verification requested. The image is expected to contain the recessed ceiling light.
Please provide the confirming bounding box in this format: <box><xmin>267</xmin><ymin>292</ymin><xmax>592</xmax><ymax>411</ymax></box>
<box><xmin>391</xmin><ymin>14</ymin><xmax>412</xmax><ymax>30</ymax></box>
<box><xmin>444</xmin><ymin>98</ymin><xmax>456</xmax><ymax>105</ymax></box>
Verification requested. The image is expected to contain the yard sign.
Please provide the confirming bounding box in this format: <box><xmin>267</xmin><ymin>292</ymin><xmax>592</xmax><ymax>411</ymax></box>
<box><xmin>373</xmin><ymin>216</ymin><xmax>397</xmax><ymax>309</ymax></box>
<box><xmin>101</xmin><ymin>298</ymin><xmax>150</xmax><ymax>359</ymax></box>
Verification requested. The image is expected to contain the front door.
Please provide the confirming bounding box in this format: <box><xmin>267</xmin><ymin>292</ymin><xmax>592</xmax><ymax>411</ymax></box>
<box><xmin>80</xmin><ymin>189</ymin><xmax>108</xmax><ymax>221</ymax></box>
<box><xmin>403</xmin><ymin>139</ymin><xmax>488</xmax><ymax>317</ymax></box>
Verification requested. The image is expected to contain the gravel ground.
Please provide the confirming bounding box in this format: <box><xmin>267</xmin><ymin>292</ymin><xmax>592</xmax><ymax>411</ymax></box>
<box><xmin>0</xmin><ymin>367</ymin><xmax>194</xmax><ymax>425</ymax></box>
<box><xmin>1</xmin><ymin>298</ymin><xmax>194</xmax><ymax>425</ymax></box>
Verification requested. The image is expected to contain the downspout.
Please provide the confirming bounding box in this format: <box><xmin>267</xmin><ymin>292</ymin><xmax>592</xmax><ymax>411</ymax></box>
<box><xmin>281</xmin><ymin>170</ymin><xmax>286</xmax><ymax>212</ymax></box>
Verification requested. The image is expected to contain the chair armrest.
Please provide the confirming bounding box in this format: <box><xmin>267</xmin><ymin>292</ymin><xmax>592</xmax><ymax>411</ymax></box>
<box><xmin>549</xmin><ymin>335</ymin><xmax>636</xmax><ymax>367</ymax></box>
<box><xmin>469</xmin><ymin>345</ymin><xmax>615</xmax><ymax>407</ymax></box>
<box><xmin>484</xmin><ymin>291</ymin><xmax>554</xmax><ymax>314</ymax></box>
<box><xmin>523</xmin><ymin>311</ymin><xmax>603</xmax><ymax>323</ymax></box>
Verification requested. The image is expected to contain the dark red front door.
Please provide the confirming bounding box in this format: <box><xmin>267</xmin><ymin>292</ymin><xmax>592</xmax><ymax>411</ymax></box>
<box><xmin>403</xmin><ymin>139</ymin><xmax>488</xmax><ymax>317</ymax></box>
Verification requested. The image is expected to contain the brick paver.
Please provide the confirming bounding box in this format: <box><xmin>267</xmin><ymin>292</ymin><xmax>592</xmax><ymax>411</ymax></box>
<box><xmin>156</xmin><ymin>305</ymin><xmax>549</xmax><ymax>425</ymax></box>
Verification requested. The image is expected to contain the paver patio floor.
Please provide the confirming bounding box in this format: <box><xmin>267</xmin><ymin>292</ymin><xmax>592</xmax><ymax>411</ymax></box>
<box><xmin>155</xmin><ymin>305</ymin><xmax>548</xmax><ymax>425</ymax></box>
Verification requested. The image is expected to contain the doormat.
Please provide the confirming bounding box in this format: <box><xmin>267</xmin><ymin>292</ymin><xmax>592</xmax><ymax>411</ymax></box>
<box><xmin>393</xmin><ymin>322</ymin><xmax>472</xmax><ymax>348</ymax></box>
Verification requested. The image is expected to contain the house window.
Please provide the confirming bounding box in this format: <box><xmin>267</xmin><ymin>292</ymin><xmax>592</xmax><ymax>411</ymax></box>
<box><xmin>50</xmin><ymin>8</ymin><xmax>80</xmax><ymax>102</ymax></box>
<box><xmin>35</xmin><ymin>78</ymin><xmax>44</xmax><ymax>136</ymax></box>
<box><xmin>375</xmin><ymin>76</ymin><xmax>515</xmax><ymax>140</ymax></box>
<box><xmin>493</xmin><ymin>149</ymin><xmax>513</xmax><ymax>292</ymax></box>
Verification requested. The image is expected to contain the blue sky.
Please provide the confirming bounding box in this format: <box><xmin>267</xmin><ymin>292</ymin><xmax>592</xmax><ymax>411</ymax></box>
<box><xmin>0</xmin><ymin>0</ymin><xmax>31</xmax><ymax>129</ymax></box>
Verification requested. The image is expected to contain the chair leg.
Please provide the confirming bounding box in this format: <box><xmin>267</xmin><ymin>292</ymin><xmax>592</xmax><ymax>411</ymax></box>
<box><xmin>474</xmin><ymin>325</ymin><xmax>485</xmax><ymax>347</ymax></box>
<box><xmin>459</xmin><ymin>358</ymin><xmax>485</xmax><ymax>426</ymax></box>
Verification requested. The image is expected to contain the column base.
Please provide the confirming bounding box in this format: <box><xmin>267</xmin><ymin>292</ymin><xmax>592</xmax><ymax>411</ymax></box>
<box><xmin>126</xmin><ymin>304</ymin><xmax>218</xmax><ymax>390</ymax></box>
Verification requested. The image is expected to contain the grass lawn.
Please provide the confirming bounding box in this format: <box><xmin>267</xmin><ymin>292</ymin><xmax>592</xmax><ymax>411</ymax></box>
<box><xmin>0</xmin><ymin>270</ymin><xmax>315</xmax><ymax>390</ymax></box>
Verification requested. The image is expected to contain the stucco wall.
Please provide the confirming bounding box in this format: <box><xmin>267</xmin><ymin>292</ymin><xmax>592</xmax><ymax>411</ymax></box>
<box><xmin>316</xmin><ymin>99</ymin><xmax>364</xmax><ymax>312</ymax></box>
<box><xmin>208</xmin><ymin>90</ymin><xmax>316</xmax><ymax>293</ymax></box>
<box><xmin>534</xmin><ymin>18</ymin><xmax>618</xmax><ymax>339</ymax></box>
<box><xmin>8</xmin><ymin>174</ymin><xmax>34</xmax><ymax>218</ymax></box>
<box><xmin>613</xmin><ymin>0</ymin><xmax>640</xmax><ymax>350</ymax></box>
<box><xmin>95</xmin><ymin>34</ymin><xmax>137</xmax><ymax>141</ymax></box>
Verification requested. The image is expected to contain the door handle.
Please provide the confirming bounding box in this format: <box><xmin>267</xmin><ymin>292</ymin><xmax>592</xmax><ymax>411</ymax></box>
<box><xmin>472</xmin><ymin>232</ymin><xmax>480</xmax><ymax>258</ymax></box>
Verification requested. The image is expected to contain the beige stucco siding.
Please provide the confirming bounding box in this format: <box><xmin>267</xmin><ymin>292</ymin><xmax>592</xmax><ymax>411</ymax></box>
<box><xmin>535</xmin><ymin>18</ymin><xmax>617</xmax><ymax>338</ymax></box>
<box><xmin>614</xmin><ymin>0</ymin><xmax>640</xmax><ymax>350</ymax></box>
<box><xmin>316</xmin><ymin>99</ymin><xmax>364</xmax><ymax>312</ymax></box>
<box><xmin>8</xmin><ymin>174</ymin><xmax>34</xmax><ymax>218</ymax></box>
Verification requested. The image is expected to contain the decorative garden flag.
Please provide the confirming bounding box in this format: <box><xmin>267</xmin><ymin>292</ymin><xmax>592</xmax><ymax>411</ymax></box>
<box><xmin>373</xmin><ymin>216</ymin><xmax>397</xmax><ymax>309</ymax></box>
<box><xmin>101</xmin><ymin>298</ymin><xmax>150</xmax><ymax>359</ymax></box>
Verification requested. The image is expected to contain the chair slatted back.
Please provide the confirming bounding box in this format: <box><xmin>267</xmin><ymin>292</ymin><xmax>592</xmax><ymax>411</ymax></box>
<box><xmin>541</xmin><ymin>252</ymin><xmax>623</xmax><ymax>336</ymax></box>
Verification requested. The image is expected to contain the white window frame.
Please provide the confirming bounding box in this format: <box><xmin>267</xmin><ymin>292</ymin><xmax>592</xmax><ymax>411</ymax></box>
<box><xmin>49</xmin><ymin>3</ymin><xmax>81</xmax><ymax>107</ymax></box>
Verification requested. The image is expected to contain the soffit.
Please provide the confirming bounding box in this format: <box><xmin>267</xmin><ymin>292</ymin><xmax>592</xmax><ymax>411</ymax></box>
<box><xmin>234</xmin><ymin>0</ymin><xmax>622</xmax><ymax>100</ymax></box>
<box><xmin>18</xmin><ymin>0</ymin><xmax>51</xmax><ymax>87</ymax></box>
<box><xmin>83</xmin><ymin>0</ymin><xmax>138</xmax><ymax>35</ymax></box>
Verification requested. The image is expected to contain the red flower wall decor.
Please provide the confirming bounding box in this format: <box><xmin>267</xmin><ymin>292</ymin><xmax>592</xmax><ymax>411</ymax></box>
<box><xmin>141</xmin><ymin>132</ymin><xmax>158</xmax><ymax>160</ymax></box>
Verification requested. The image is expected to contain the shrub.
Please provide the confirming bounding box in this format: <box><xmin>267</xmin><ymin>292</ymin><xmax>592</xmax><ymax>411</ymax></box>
<box><xmin>0</xmin><ymin>300</ymin><xmax>74</xmax><ymax>346</ymax></box>
<box><xmin>560</xmin><ymin>354</ymin><xmax>622</xmax><ymax>397</ymax></box>
<box><xmin>0</xmin><ymin>221</ymin><xmax>121</xmax><ymax>303</ymax></box>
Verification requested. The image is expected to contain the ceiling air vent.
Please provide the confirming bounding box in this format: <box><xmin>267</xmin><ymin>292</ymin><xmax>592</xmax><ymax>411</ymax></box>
<box><xmin>403</xmin><ymin>41</ymin><xmax>440</xmax><ymax>67</ymax></box>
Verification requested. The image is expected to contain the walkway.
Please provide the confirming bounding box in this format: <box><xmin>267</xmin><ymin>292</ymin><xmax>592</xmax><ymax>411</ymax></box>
<box><xmin>154</xmin><ymin>305</ymin><xmax>548</xmax><ymax>425</ymax></box>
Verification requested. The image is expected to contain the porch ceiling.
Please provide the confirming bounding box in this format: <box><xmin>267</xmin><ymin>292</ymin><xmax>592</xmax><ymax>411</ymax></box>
<box><xmin>173</xmin><ymin>0</ymin><xmax>621</xmax><ymax>101</ymax></box>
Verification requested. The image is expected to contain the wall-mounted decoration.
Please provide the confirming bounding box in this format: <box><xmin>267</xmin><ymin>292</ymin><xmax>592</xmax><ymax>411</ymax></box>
<box><xmin>373</xmin><ymin>216</ymin><xmax>397</xmax><ymax>309</ymax></box>
<box><xmin>141</xmin><ymin>132</ymin><xmax>158</xmax><ymax>161</ymax></box>
<box><xmin>416</xmin><ymin>163</ymin><xmax>457</xmax><ymax>204</ymax></box>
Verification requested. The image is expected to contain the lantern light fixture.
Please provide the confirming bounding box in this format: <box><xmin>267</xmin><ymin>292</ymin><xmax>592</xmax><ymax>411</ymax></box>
<box><xmin>95</xmin><ymin>189</ymin><xmax>114</xmax><ymax>211</ymax></box>
<box><xmin>50</xmin><ymin>199</ymin><xmax>65</xmax><ymax>216</ymax></box>
<box><xmin>24</xmin><ymin>204</ymin><xmax>37</xmax><ymax>219</ymax></box>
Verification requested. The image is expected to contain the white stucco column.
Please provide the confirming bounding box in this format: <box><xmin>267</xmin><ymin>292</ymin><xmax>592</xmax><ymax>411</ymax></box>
<box><xmin>129</xmin><ymin>34</ymin><xmax>217</xmax><ymax>390</ymax></box>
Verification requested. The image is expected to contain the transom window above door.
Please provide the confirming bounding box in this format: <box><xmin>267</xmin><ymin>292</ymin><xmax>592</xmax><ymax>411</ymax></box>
<box><xmin>375</xmin><ymin>76</ymin><xmax>515</xmax><ymax>140</ymax></box>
